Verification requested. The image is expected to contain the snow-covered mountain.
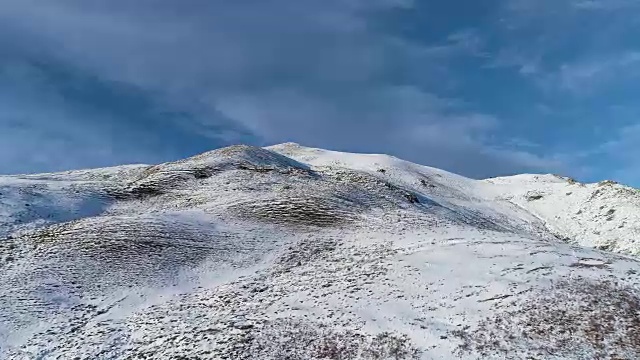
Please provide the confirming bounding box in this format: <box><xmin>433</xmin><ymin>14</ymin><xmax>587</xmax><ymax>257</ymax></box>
<box><xmin>1</xmin><ymin>143</ymin><xmax>640</xmax><ymax>359</ymax></box>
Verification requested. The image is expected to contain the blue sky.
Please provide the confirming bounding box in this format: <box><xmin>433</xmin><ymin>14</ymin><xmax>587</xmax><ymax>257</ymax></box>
<box><xmin>1</xmin><ymin>0</ymin><xmax>639</xmax><ymax>185</ymax></box>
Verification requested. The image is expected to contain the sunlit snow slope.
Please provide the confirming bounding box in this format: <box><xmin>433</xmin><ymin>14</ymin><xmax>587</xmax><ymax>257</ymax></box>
<box><xmin>1</xmin><ymin>143</ymin><xmax>640</xmax><ymax>359</ymax></box>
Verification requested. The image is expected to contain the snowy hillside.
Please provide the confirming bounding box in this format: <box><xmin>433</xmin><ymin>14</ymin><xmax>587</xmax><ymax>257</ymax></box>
<box><xmin>483</xmin><ymin>174</ymin><xmax>640</xmax><ymax>254</ymax></box>
<box><xmin>1</xmin><ymin>143</ymin><xmax>640</xmax><ymax>359</ymax></box>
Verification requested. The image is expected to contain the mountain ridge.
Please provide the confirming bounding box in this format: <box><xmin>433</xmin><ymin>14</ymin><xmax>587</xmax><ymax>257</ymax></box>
<box><xmin>1</xmin><ymin>143</ymin><xmax>640</xmax><ymax>359</ymax></box>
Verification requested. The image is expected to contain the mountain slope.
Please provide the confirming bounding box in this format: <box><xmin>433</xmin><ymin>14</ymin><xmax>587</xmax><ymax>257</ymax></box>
<box><xmin>1</xmin><ymin>143</ymin><xmax>640</xmax><ymax>359</ymax></box>
<box><xmin>483</xmin><ymin>174</ymin><xmax>640</xmax><ymax>254</ymax></box>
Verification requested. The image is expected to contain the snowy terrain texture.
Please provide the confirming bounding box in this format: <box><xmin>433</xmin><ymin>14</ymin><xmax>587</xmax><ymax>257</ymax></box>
<box><xmin>1</xmin><ymin>143</ymin><xmax>640</xmax><ymax>359</ymax></box>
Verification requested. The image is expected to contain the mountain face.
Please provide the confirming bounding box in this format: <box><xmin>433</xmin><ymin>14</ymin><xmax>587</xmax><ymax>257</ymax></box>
<box><xmin>1</xmin><ymin>143</ymin><xmax>640</xmax><ymax>359</ymax></box>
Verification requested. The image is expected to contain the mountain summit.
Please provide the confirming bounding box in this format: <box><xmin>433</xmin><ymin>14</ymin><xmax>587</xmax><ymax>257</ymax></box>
<box><xmin>2</xmin><ymin>144</ymin><xmax>640</xmax><ymax>359</ymax></box>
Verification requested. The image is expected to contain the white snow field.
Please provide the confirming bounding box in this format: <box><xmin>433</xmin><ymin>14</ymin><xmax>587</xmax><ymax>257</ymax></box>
<box><xmin>1</xmin><ymin>143</ymin><xmax>640</xmax><ymax>359</ymax></box>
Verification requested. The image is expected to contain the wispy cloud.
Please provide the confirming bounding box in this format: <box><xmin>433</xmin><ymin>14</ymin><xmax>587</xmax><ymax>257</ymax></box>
<box><xmin>484</xmin><ymin>48</ymin><xmax>541</xmax><ymax>75</ymax></box>
<box><xmin>573</xmin><ymin>0</ymin><xmax>640</xmax><ymax>10</ymax></box>
<box><xmin>555</xmin><ymin>52</ymin><xmax>640</xmax><ymax>94</ymax></box>
<box><xmin>489</xmin><ymin>0</ymin><xmax>640</xmax><ymax>97</ymax></box>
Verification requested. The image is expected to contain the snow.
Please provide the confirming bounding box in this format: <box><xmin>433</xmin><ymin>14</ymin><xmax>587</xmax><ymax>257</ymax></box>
<box><xmin>0</xmin><ymin>177</ymin><xmax>111</xmax><ymax>238</ymax></box>
<box><xmin>482</xmin><ymin>174</ymin><xmax>640</xmax><ymax>254</ymax></box>
<box><xmin>1</xmin><ymin>143</ymin><xmax>640</xmax><ymax>359</ymax></box>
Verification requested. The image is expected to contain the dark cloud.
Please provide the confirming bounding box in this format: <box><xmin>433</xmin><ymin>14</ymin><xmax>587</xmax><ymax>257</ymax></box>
<box><xmin>0</xmin><ymin>0</ymin><xmax>564</xmax><ymax>177</ymax></box>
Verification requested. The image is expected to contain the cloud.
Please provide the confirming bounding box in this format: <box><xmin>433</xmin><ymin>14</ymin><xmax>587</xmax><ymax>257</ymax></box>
<box><xmin>419</xmin><ymin>29</ymin><xmax>488</xmax><ymax>59</ymax></box>
<box><xmin>594</xmin><ymin>124</ymin><xmax>640</xmax><ymax>185</ymax></box>
<box><xmin>487</xmin><ymin>0</ymin><xmax>640</xmax><ymax>99</ymax></box>
<box><xmin>215</xmin><ymin>85</ymin><xmax>563</xmax><ymax>178</ymax></box>
<box><xmin>0</xmin><ymin>59</ymin><xmax>254</xmax><ymax>174</ymax></box>
<box><xmin>493</xmin><ymin>50</ymin><xmax>640</xmax><ymax>96</ymax></box>
<box><xmin>573</xmin><ymin>0</ymin><xmax>640</xmax><ymax>10</ymax></box>
<box><xmin>0</xmin><ymin>0</ymin><xmax>571</xmax><ymax>178</ymax></box>
<box><xmin>1</xmin><ymin>0</ymin><xmax>413</xmax><ymax>95</ymax></box>
<box><xmin>555</xmin><ymin>52</ymin><xmax>640</xmax><ymax>94</ymax></box>
<box><xmin>484</xmin><ymin>49</ymin><xmax>541</xmax><ymax>75</ymax></box>
<box><xmin>532</xmin><ymin>123</ymin><xmax>640</xmax><ymax>186</ymax></box>
<box><xmin>504</xmin><ymin>0</ymin><xmax>640</xmax><ymax>16</ymax></box>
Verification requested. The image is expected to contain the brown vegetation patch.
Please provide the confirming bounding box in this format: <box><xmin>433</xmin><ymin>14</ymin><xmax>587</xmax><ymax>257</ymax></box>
<box><xmin>452</xmin><ymin>277</ymin><xmax>640</xmax><ymax>359</ymax></box>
